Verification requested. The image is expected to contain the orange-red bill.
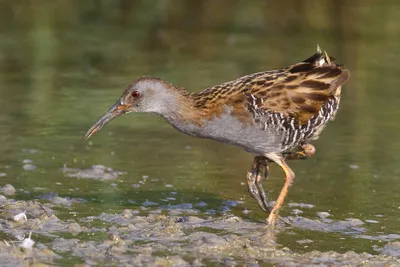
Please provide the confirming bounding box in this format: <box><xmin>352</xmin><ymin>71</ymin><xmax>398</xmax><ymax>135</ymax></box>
<box><xmin>84</xmin><ymin>101</ymin><xmax>127</xmax><ymax>140</ymax></box>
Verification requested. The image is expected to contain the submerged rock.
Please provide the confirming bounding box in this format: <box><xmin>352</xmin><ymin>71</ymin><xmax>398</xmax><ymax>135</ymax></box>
<box><xmin>1</xmin><ymin>184</ymin><xmax>16</xmax><ymax>196</ymax></box>
<box><xmin>61</xmin><ymin>164</ymin><xmax>126</xmax><ymax>180</ymax></box>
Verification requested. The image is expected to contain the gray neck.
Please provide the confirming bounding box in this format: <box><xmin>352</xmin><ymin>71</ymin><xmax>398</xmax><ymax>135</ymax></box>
<box><xmin>138</xmin><ymin>79</ymin><xmax>193</xmax><ymax>125</ymax></box>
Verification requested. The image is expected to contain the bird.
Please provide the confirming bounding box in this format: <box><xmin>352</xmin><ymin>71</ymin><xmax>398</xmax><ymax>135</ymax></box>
<box><xmin>84</xmin><ymin>46</ymin><xmax>350</xmax><ymax>225</ymax></box>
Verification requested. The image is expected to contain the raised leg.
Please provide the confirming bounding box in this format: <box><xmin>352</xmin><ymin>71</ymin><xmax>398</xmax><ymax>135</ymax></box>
<box><xmin>246</xmin><ymin>156</ymin><xmax>270</xmax><ymax>213</ymax></box>
<box><xmin>264</xmin><ymin>152</ymin><xmax>295</xmax><ymax>225</ymax></box>
<box><xmin>283</xmin><ymin>143</ymin><xmax>316</xmax><ymax>160</ymax></box>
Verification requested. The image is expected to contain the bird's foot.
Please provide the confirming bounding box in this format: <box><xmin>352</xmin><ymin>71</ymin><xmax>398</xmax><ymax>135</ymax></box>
<box><xmin>246</xmin><ymin>156</ymin><xmax>270</xmax><ymax>213</ymax></box>
<box><xmin>283</xmin><ymin>143</ymin><xmax>316</xmax><ymax>160</ymax></box>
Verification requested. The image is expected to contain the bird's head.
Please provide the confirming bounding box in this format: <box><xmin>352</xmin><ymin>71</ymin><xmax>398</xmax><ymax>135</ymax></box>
<box><xmin>84</xmin><ymin>76</ymin><xmax>183</xmax><ymax>139</ymax></box>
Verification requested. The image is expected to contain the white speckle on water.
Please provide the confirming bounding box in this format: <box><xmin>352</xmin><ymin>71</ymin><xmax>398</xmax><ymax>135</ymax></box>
<box><xmin>288</xmin><ymin>203</ymin><xmax>314</xmax><ymax>209</ymax></box>
<box><xmin>23</xmin><ymin>164</ymin><xmax>36</xmax><ymax>171</ymax></box>
<box><xmin>349</xmin><ymin>164</ymin><xmax>360</xmax><ymax>170</ymax></box>
<box><xmin>0</xmin><ymin>173</ymin><xmax>6</xmax><ymax>177</ymax></box>
<box><xmin>223</xmin><ymin>200</ymin><xmax>239</xmax><ymax>207</ymax></box>
<box><xmin>195</xmin><ymin>201</ymin><xmax>207</xmax><ymax>207</ymax></box>
<box><xmin>131</xmin><ymin>184</ymin><xmax>140</xmax><ymax>188</ymax></box>
<box><xmin>22</xmin><ymin>149</ymin><xmax>38</xmax><ymax>154</ymax></box>
<box><xmin>165</xmin><ymin>184</ymin><xmax>173</xmax><ymax>188</ymax></box>
<box><xmin>149</xmin><ymin>209</ymin><xmax>162</xmax><ymax>214</ymax></box>
<box><xmin>297</xmin><ymin>239</ymin><xmax>313</xmax><ymax>244</ymax></box>
<box><xmin>291</xmin><ymin>209</ymin><xmax>303</xmax><ymax>215</ymax></box>
<box><xmin>142</xmin><ymin>200</ymin><xmax>158</xmax><ymax>206</ymax></box>
<box><xmin>365</xmin><ymin>219</ymin><xmax>379</xmax><ymax>224</ymax></box>
<box><xmin>242</xmin><ymin>209</ymin><xmax>251</xmax><ymax>214</ymax></box>
<box><xmin>317</xmin><ymin>212</ymin><xmax>331</xmax><ymax>219</ymax></box>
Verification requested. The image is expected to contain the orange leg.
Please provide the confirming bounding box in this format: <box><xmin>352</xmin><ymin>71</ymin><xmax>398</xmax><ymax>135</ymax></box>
<box><xmin>265</xmin><ymin>152</ymin><xmax>295</xmax><ymax>225</ymax></box>
<box><xmin>245</xmin><ymin>144</ymin><xmax>314</xmax><ymax>220</ymax></box>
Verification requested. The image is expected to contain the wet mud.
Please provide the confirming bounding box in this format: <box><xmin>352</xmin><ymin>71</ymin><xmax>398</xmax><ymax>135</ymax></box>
<box><xmin>0</xmin><ymin>185</ymin><xmax>399</xmax><ymax>266</ymax></box>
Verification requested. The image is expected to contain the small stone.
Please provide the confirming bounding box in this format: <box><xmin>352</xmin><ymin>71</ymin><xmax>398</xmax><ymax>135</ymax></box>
<box><xmin>20</xmin><ymin>232</ymin><xmax>35</xmax><ymax>249</ymax></box>
<box><xmin>1</xmin><ymin>184</ymin><xmax>16</xmax><ymax>196</ymax></box>
<box><xmin>380</xmin><ymin>241</ymin><xmax>400</xmax><ymax>257</ymax></box>
<box><xmin>317</xmin><ymin>211</ymin><xmax>331</xmax><ymax>219</ymax></box>
<box><xmin>13</xmin><ymin>211</ymin><xmax>27</xmax><ymax>222</ymax></box>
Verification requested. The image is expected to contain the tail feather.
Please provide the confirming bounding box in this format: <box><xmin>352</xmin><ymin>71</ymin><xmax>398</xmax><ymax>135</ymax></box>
<box><xmin>303</xmin><ymin>45</ymin><xmax>336</xmax><ymax>67</ymax></box>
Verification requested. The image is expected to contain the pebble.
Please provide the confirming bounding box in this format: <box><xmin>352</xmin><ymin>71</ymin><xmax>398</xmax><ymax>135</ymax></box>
<box><xmin>13</xmin><ymin>211</ymin><xmax>28</xmax><ymax>222</ymax></box>
<box><xmin>20</xmin><ymin>232</ymin><xmax>35</xmax><ymax>249</ymax></box>
<box><xmin>288</xmin><ymin>203</ymin><xmax>314</xmax><ymax>208</ymax></box>
<box><xmin>317</xmin><ymin>212</ymin><xmax>331</xmax><ymax>219</ymax></box>
<box><xmin>1</xmin><ymin>184</ymin><xmax>16</xmax><ymax>196</ymax></box>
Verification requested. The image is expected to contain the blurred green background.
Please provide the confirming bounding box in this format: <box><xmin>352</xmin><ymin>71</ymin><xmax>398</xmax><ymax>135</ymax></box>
<box><xmin>0</xmin><ymin>0</ymin><xmax>399</xmax><ymax>254</ymax></box>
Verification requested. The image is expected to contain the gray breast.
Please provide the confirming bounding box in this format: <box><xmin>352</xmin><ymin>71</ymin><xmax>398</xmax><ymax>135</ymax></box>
<box><xmin>167</xmin><ymin>107</ymin><xmax>285</xmax><ymax>155</ymax></box>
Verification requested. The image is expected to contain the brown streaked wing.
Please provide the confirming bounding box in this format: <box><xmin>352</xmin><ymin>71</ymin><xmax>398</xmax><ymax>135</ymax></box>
<box><xmin>249</xmin><ymin>61</ymin><xmax>349</xmax><ymax>124</ymax></box>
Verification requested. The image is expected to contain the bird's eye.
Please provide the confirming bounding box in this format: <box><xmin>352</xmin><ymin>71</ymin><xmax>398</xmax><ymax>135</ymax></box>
<box><xmin>131</xmin><ymin>90</ymin><xmax>141</xmax><ymax>98</ymax></box>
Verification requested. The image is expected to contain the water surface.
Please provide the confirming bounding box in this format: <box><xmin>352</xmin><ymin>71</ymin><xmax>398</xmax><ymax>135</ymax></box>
<box><xmin>0</xmin><ymin>1</ymin><xmax>399</xmax><ymax>265</ymax></box>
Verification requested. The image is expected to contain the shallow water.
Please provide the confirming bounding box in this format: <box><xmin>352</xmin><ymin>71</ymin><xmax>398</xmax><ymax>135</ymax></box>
<box><xmin>0</xmin><ymin>1</ymin><xmax>400</xmax><ymax>265</ymax></box>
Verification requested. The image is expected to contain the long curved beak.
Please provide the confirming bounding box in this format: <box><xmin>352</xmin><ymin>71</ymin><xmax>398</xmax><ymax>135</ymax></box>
<box><xmin>84</xmin><ymin>100</ymin><xmax>128</xmax><ymax>140</ymax></box>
